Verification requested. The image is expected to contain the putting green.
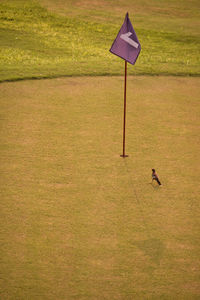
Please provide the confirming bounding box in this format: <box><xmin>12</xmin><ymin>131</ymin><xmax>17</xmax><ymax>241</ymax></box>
<box><xmin>1</xmin><ymin>76</ymin><xmax>200</xmax><ymax>299</ymax></box>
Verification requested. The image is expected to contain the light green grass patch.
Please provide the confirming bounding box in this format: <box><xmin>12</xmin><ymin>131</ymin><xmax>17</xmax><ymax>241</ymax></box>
<box><xmin>0</xmin><ymin>0</ymin><xmax>200</xmax><ymax>81</ymax></box>
<box><xmin>1</xmin><ymin>76</ymin><xmax>200</xmax><ymax>299</ymax></box>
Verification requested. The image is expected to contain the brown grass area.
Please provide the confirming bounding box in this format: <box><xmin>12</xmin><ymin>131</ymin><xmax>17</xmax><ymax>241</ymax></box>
<box><xmin>1</xmin><ymin>76</ymin><xmax>200</xmax><ymax>299</ymax></box>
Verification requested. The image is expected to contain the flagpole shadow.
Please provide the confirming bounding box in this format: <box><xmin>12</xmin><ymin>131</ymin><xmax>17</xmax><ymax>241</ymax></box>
<box><xmin>123</xmin><ymin>159</ymin><xmax>151</xmax><ymax>239</ymax></box>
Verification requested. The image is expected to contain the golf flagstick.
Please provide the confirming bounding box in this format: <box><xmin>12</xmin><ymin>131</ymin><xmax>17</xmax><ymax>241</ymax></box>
<box><xmin>109</xmin><ymin>13</ymin><xmax>141</xmax><ymax>157</ymax></box>
<box><xmin>121</xmin><ymin>60</ymin><xmax>128</xmax><ymax>157</ymax></box>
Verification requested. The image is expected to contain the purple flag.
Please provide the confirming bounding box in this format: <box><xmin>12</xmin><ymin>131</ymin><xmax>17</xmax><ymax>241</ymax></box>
<box><xmin>110</xmin><ymin>13</ymin><xmax>141</xmax><ymax>65</ymax></box>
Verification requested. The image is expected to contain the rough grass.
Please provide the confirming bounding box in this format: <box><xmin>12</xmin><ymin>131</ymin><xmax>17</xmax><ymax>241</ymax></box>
<box><xmin>1</xmin><ymin>76</ymin><xmax>200</xmax><ymax>299</ymax></box>
<box><xmin>0</xmin><ymin>0</ymin><xmax>200</xmax><ymax>81</ymax></box>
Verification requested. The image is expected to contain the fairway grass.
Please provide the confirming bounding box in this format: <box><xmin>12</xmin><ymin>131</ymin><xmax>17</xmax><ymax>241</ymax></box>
<box><xmin>1</xmin><ymin>76</ymin><xmax>200</xmax><ymax>299</ymax></box>
<box><xmin>0</xmin><ymin>0</ymin><xmax>200</xmax><ymax>81</ymax></box>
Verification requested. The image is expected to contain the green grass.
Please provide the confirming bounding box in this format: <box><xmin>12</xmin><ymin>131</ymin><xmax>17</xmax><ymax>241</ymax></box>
<box><xmin>1</xmin><ymin>76</ymin><xmax>200</xmax><ymax>299</ymax></box>
<box><xmin>0</xmin><ymin>0</ymin><xmax>200</xmax><ymax>81</ymax></box>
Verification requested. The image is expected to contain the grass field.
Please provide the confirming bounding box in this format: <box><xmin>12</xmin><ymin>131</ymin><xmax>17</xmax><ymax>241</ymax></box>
<box><xmin>0</xmin><ymin>0</ymin><xmax>200</xmax><ymax>81</ymax></box>
<box><xmin>1</xmin><ymin>0</ymin><xmax>200</xmax><ymax>299</ymax></box>
<box><xmin>1</xmin><ymin>76</ymin><xmax>200</xmax><ymax>299</ymax></box>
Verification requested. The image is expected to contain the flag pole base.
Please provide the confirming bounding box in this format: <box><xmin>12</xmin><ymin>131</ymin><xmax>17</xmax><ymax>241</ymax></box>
<box><xmin>120</xmin><ymin>155</ymin><xmax>129</xmax><ymax>158</ymax></box>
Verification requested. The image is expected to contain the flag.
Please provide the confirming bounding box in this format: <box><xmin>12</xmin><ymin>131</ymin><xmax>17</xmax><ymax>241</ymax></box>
<box><xmin>110</xmin><ymin>12</ymin><xmax>141</xmax><ymax>65</ymax></box>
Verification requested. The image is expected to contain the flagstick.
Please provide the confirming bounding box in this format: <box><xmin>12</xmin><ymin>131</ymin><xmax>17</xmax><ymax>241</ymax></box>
<box><xmin>121</xmin><ymin>60</ymin><xmax>128</xmax><ymax>157</ymax></box>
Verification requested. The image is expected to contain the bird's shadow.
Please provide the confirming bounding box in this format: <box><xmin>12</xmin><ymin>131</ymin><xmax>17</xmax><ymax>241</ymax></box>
<box><xmin>148</xmin><ymin>182</ymin><xmax>160</xmax><ymax>190</ymax></box>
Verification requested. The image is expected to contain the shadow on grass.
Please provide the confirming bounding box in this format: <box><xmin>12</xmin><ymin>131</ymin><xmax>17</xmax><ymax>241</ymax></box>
<box><xmin>149</xmin><ymin>182</ymin><xmax>162</xmax><ymax>190</ymax></box>
<box><xmin>135</xmin><ymin>238</ymin><xmax>165</xmax><ymax>264</ymax></box>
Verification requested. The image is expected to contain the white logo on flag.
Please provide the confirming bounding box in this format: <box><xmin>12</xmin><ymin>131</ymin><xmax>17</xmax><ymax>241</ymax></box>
<box><xmin>120</xmin><ymin>32</ymin><xmax>139</xmax><ymax>49</ymax></box>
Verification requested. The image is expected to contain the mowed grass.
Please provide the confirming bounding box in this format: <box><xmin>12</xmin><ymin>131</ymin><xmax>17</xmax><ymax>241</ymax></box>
<box><xmin>0</xmin><ymin>76</ymin><xmax>200</xmax><ymax>299</ymax></box>
<box><xmin>0</xmin><ymin>0</ymin><xmax>200</xmax><ymax>81</ymax></box>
